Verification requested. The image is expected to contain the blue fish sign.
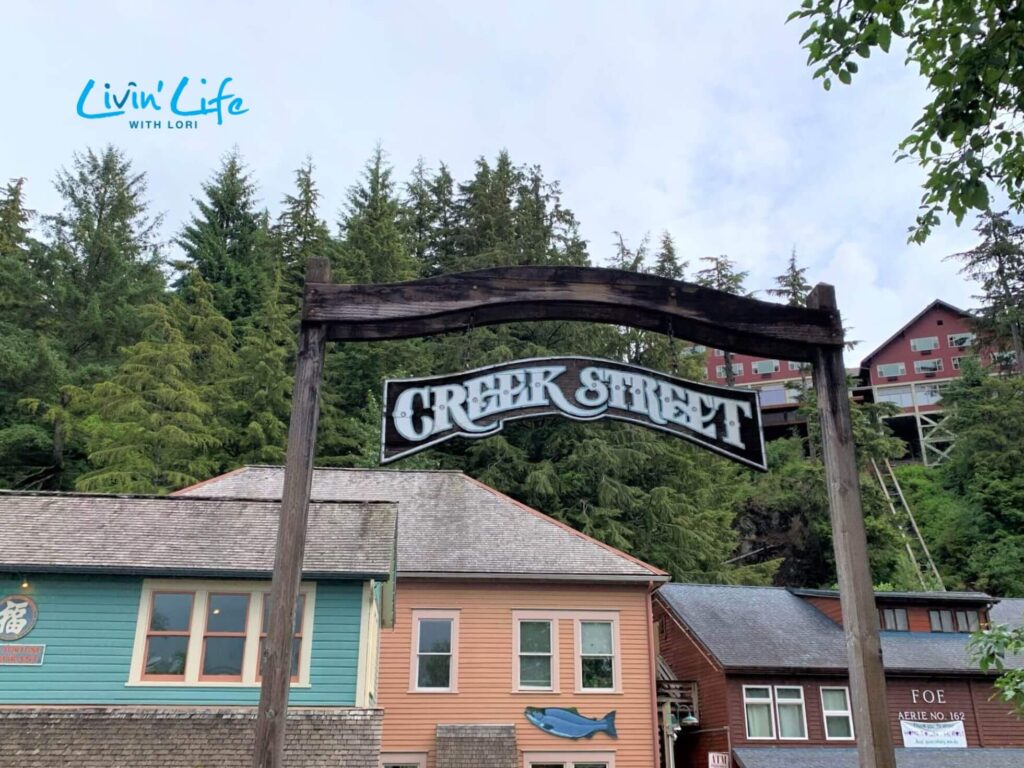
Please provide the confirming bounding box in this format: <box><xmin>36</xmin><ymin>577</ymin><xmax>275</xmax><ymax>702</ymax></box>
<box><xmin>524</xmin><ymin>707</ymin><xmax>617</xmax><ymax>740</ymax></box>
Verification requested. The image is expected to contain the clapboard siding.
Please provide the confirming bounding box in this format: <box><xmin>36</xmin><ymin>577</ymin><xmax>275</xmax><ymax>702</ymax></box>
<box><xmin>969</xmin><ymin>679</ymin><xmax>1024</xmax><ymax>746</ymax></box>
<box><xmin>653</xmin><ymin>598</ymin><xmax>731</xmax><ymax>768</ymax></box>
<box><xmin>378</xmin><ymin>579</ymin><xmax>657</xmax><ymax>768</ymax></box>
<box><xmin>0</xmin><ymin>575</ymin><xmax>362</xmax><ymax>706</ymax></box>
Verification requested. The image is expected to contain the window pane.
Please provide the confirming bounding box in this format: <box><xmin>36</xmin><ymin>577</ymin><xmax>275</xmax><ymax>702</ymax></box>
<box><xmin>965</xmin><ymin>611</ymin><xmax>980</xmax><ymax>632</ymax></box>
<box><xmin>150</xmin><ymin>593</ymin><xmax>193</xmax><ymax>631</ymax></box>
<box><xmin>207</xmin><ymin>594</ymin><xmax>249</xmax><ymax>633</ymax></box>
<box><xmin>581</xmin><ymin>656</ymin><xmax>613</xmax><ymax>689</ymax></box>
<box><xmin>776</xmin><ymin>687</ymin><xmax>802</xmax><ymax>700</ymax></box>
<box><xmin>203</xmin><ymin>636</ymin><xmax>245</xmax><ymax>676</ymax></box>
<box><xmin>145</xmin><ymin>635</ymin><xmax>188</xmax><ymax>674</ymax></box>
<box><xmin>826</xmin><ymin>714</ymin><xmax>853</xmax><ymax>738</ymax></box>
<box><xmin>822</xmin><ymin>689</ymin><xmax>848</xmax><ymax>710</ymax></box>
<box><xmin>896</xmin><ymin>609</ymin><xmax>909</xmax><ymax>631</ymax></box>
<box><xmin>520</xmin><ymin>621</ymin><xmax>551</xmax><ymax>653</ymax></box>
<box><xmin>575</xmin><ymin>764</ymin><xmax>609</xmax><ymax>768</ymax></box>
<box><xmin>581</xmin><ymin>621</ymin><xmax>612</xmax><ymax>654</ymax></box>
<box><xmin>941</xmin><ymin>611</ymin><xmax>955</xmax><ymax>632</ymax></box>
<box><xmin>418</xmin><ymin>619</ymin><xmax>452</xmax><ymax>653</ymax></box>
<box><xmin>417</xmin><ymin>654</ymin><xmax>451</xmax><ymax>688</ymax></box>
<box><xmin>778</xmin><ymin>703</ymin><xmax>806</xmax><ymax>738</ymax></box>
<box><xmin>930</xmin><ymin>610</ymin><xmax>942</xmax><ymax>631</ymax></box>
<box><xmin>745</xmin><ymin>702</ymin><xmax>773</xmax><ymax>737</ymax></box>
<box><xmin>745</xmin><ymin>687</ymin><xmax>771</xmax><ymax>700</ymax></box>
<box><xmin>520</xmin><ymin>655</ymin><xmax>552</xmax><ymax>687</ymax></box>
<box><xmin>262</xmin><ymin>594</ymin><xmax>305</xmax><ymax>634</ymax></box>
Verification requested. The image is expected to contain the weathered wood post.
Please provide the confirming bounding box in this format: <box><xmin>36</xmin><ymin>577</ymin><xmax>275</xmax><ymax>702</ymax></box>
<box><xmin>252</xmin><ymin>258</ymin><xmax>331</xmax><ymax>768</ymax></box>
<box><xmin>807</xmin><ymin>283</ymin><xmax>896</xmax><ymax>768</ymax></box>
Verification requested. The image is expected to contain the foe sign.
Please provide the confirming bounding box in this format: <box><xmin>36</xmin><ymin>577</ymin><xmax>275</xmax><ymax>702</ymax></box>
<box><xmin>382</xmin><ymin>356</ymin><xmax>766</xmax><ymax>470</ymax></box>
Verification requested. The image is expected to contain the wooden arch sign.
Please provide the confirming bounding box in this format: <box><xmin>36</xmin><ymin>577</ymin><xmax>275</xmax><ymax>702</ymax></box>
<box><xmin>253</xmin><ymin>261</ymin><xmax>896</xmax><ymax>768</ymax></box>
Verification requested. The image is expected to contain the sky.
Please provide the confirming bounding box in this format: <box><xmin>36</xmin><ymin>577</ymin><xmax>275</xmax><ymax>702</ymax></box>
<box><xmin>2</xmin><ymin>1</ymin><xmax>985</xmax><ymax>365</ymax></box>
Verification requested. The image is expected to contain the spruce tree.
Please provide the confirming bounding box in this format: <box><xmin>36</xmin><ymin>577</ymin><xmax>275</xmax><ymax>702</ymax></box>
<box><xmin>767</xmin><ymin>247</ymin><xmax>811</xmax><ymax>307</ymax></box>
<box><xmin>696</xmin><ymin>255</ymin><xmax>750</xmax><ymax>386</ymax></box>
<box><xmin>276</xmin><ymin>158</ymin><xmax>335</xmax><ymax>307</ymax></box>
<box><xmin>177</xmin><ymin>149</ymin><xmax>273</xmax><ymax>323</ymax></box>
<box><xmin>653</xmin><ymin>232</ymin><xmax>687</xmax><ymax>280</ymax></box>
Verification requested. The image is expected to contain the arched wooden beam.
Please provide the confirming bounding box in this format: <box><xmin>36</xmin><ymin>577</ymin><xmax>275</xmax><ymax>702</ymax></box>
<box><xmin>303</xmin><ymin>266</ymin><xmax>844</xmax><ymax>361</ymax></box>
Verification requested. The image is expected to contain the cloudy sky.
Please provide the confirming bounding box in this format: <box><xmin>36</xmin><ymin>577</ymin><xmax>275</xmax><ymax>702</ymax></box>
<box><xmin>4</xmin><ymin>1</ymin><xmax>984</xmax><ymax>364</ymax></box>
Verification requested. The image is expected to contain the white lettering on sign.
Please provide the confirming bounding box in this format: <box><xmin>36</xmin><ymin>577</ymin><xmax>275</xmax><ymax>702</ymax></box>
<box><xmin>911</xmin><ymin>688</ymin><xmax>946</xmax><ymax>705</ymax></box>
<box><xmin>384</xmin><ymin>357</ymin><xmax>766</xmax><ymax>469</ymax></box>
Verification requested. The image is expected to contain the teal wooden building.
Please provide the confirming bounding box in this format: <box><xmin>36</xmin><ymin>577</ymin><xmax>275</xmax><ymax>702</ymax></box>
<box><xmin>0</xmin><ymin>491</ymin><xmax>397</xmax><ymax>767</ymax></box>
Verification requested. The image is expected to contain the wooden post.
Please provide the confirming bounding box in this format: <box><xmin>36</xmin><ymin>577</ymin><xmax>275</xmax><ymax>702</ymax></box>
<box><xmin>807</xmin><ymin>284</ymin><xmax>896</xmax><ymax>768</ymax></box>
<box><xmin>252</xmin><ymin>258</ymin><xmax>331</xmax><ymax>768</ymax></box>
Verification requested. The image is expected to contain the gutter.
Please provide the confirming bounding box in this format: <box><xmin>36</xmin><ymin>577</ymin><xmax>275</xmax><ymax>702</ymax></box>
<box><xmin>397</xmin><ymin>570</ymin><xmax>670</xmax><ymax>583</ymax></box>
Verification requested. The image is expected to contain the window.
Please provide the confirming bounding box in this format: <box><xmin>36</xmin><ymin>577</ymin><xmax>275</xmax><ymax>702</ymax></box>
<box><xmin>929</xmin><ymin>609</ymin><xmax>956</xmax><ymax>633</ymax></box>
<box><xmin>578</xmin><ymin>620</ymin><xmax>615</xmax><ymax>691</ymax></box>
<box><xmin>948</xmin><ymin>332</ymin><xmax>975</xmax><ymax>348</ymax></box>
<box><xmin>524</xmin><ymin>753</ymin><xmax>614</xmax><ymax>768</ymax></box>
<box><xmin>744</xmin><ymin>686</ymin><xmax>775</xmax><ymax>739</ymax></box>
<box><xmin>258</xmin><ymin>593</ymin><xmax>305</xmax><ymax>681</ymax></box>
<box><xmin>916</xmin><ymin>383</ymin><xmax>943</xmax><ymax>406</ymax></box>
<box><xmin>775</xmin><ymin>686</ymin><xmax>808</xmax><ymax>739</ymax></box>
<box><xmin>821</xmin><ymin>687</ymin><xmax>855</xmax><ymax>740</ymax></box>
<box><xmin>131</xmin><ymin>580</ymin><xmax>314</xmax><ymax>686</ymax></box>
<box><xmin>690</xmin><ymin>345</ymin><xmax>707</xmax><ymax>354</ymax></box>
<box><xmin>518</xmin><ymin>620</ymin><xmax>553</xmax><ymax>690</ymax></box>
<box><xmin>143</xmin><ymin>592</ymin><xmax>193</xmax><ymax>679</ymax></box>
<box><xmin>880</xmin><ymin>607</ymin><xmax>909</xmax><ymax>631</ymax></box>
<box><xmin>914</xmin><ymin>359</ymin><xmax>944</xmax><ymax>374</ymax></box>
<box><xmin>715</xmin><ymin>363</ymin><xmax>743</xmax><ymax>378</ymax></box>
<box><xmin>788</xmin><ymin>361</ymin><xmax>809</xmax><ymax>372</ymax></box>
<box><xmin>876</xmin><ymin>362</ymin><xmax>906</xmax><ymax>378</ymax></box>
<box><xmin>381</xmin><ymin>755</ymin><xmax>427</xmax><ymax>768</ymax></box>
<box><xmin>957</xmin><ymin>610</ymin><xmax>981</xmax><ymax>632</ymax></box>
<box><xmin>876</xmin><ymin>385</ymin><xmax>913</xmax><ymax>408</ymax></box>
<box><xmin>201</xmin><ymin>593</ymin><xmax>250</xmax><ymax>681</ymax></box>
<box><xmin>758</xmin><ymin>386</ymin><xmax>788</xmax><ymax>407</ymax></box>
<box><xmin>752</xmin><ymin>360</ymin><xmax>780</xmax><ymax>375</ymax></box>
<box><xmin>412</xmin><ymin>610</ymin><xmax>458</xmax><ymax>692</ymax></box>
<box><xmin>713</xmin><ymin>348</ymin><xmax>725</xmax><ymax>357</ymax></box>
<box><xmin>910</xmin><ymin>336</ymin><xmax>940</xmax><ymax>351</ymax></box>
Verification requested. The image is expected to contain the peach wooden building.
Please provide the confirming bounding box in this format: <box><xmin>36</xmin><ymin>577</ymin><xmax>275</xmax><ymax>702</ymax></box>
<box><xmin>179</xmin><ymin>466</ymin><xmax>668</xmax><ymax>768</ymax></box>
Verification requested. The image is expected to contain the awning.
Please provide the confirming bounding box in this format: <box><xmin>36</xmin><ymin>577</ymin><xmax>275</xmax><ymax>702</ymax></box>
<box><xmin>734</xmin><ymin>747</ymin><xmax>1024</xmax><ymax>768</ymax></box>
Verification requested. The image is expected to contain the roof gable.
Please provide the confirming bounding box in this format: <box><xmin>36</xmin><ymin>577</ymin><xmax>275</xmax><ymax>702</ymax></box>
<box><xmin>859</xmin><ymin>299</ymin><xmax>972</xmax><ymax>369</ymax></box>
<box><xmin>175</xmin><ymin>466</ymin><xmax>666</xmax><ymax>581</ymax></box>
<box><xmin>0</xmin><ymin>492</ymin><xmax>396</xmax><ymax>579</ymax></box>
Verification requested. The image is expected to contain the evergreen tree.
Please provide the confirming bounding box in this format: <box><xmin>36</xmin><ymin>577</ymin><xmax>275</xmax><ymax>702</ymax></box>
<box><xmin>276</xmin><ymin>158</ymin><xmax>335</xmax><ymax>307</ymax></box>
<box><xmin>652</xmin><ymin>232</ymin><xmax>686</xmax><ymax>280</ymax></box>
<box><xmin>696</xmin><ymin>255</ymin><xmax>750</xmax><ymax>386</ymax></box>
<box><xmin>767</xmin><ymin>247</ymin><xmax>811</xmax><ymax>306</ymax></box>
<box><xmin>950</xmin><ymin>212</ymin><xmax>1024</xmax><ymax>373</ymax></box>
<box><xmin>177</xmin><ymin>149</ymin><xmax>273</xmax><ymax>323</ymax></box>
<box><xmin>73</xmin><ymin>289</ymin><xmax>234</xmax><ymax>494</ymax></box>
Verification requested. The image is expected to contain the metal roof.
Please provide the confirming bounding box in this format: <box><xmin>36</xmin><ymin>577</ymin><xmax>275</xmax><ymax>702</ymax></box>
<box><xmin>735</xmin><ymin>747</ymin><xmax>1024</xmax><ymax>768</ymax></box>
<box><xmin>175</xmin><ymin>466</ymin><xmax>667</xmax><ymax>582</ymax></box>
<box><xmin>0</xmin><ymin>491</ymin><xmax>397</xmax><ymax>579</ymax></box>
<box><xmin>657</xmin><ymin>583</ymin><xmax>1023</xmax><ymax>674</ymax></box>
<box><xmin>789</xmin><ymin>588</ymin><xmax>995</xmax><ymax>605</ymax></box>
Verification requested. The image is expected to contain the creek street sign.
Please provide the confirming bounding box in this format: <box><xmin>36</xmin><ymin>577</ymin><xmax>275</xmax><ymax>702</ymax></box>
<box><xmin>381</xmin><ymin>356</ymin><xmax>767</xmax><ymax>470</ymax></box>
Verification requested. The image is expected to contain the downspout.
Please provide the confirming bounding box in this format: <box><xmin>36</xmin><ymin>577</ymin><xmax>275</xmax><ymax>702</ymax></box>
<box><xmin>646</xmin><ymin>581</ymin><xmax>661</xmax><ymax>768</ymax></box>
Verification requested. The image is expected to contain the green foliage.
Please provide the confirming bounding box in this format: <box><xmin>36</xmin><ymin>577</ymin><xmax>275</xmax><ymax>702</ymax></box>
<box><xmin>767</xmin><ymin>248</ymin><xmax>811</xmax><ymax>307</ymax></box>
<box><xmin>789</xmin><ymin>1</ymin><xmax>1024</xmax><ymax>242</ymax></box>
<box><xmin>970</xmin><ymin>619</ymin><xmax>1024</xmax><ymax>715</ymax></box>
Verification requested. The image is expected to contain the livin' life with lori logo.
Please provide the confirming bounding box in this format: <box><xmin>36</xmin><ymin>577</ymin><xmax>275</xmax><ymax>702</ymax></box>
<box><xmin>75</xmin><ymin>76</ymin><xmax>248</xmax><ymax>130</ymax></box>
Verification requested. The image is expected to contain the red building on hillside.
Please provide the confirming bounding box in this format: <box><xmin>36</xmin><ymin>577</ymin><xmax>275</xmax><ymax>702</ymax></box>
<box><xmin>654</xmin><ymin>584</ymin><xmax>1024</xmax><ymax>768</ymax></box>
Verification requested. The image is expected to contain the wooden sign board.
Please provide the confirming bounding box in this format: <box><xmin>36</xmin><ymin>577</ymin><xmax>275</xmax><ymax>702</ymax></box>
<box><xmin>382</xmin><ymin>356</ymin><xmax>766</xmax><ymax>470</ymax></box>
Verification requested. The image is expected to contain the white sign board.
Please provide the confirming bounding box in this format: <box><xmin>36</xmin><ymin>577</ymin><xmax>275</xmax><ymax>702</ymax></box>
<box><xmin>900</xmin><ymin>720</ymin><xmax>967</xmax><ymax>748</ymax></box>
<box><xmin>708</xmin><ymin>752</ymin><xmax>730</xmax><ymax>768</ymax></box>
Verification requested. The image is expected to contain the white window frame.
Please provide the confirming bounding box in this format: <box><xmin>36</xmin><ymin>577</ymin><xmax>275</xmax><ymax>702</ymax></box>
<box><xmin>713</xmin><ymin>348</ymin><xmax>725</xmax><ymax>357</ymax></box>
<box><xmin>788</xmin><ymin>361</ymin><xmax>808</xmax><ymax>372</ymax></box>
<box><xmin>774</xmin><ymin>685</ymin><xmax>809</xmax><ymax>741</ymax></box>
<box><xmin>524</xmin><ymin>752</ymin><xmax>615</xmax><ymax>768</ymax></box>
<box><xmin>913</xmin><ymin>359</ymin><xmax>944</xmax><ymax>374</ymax></box>
<box><xmin>948</xmin><ymin>332</ymin><xmax>975</xmax><ymax>349</ymax></box>
<box><xmin>876</xmin><ymin>362</ymin><xmax>906</xmax><ymax>378</ymax></box>
<box><xmin>715</xmin><ymin>363</ymin><xmax>744</xmax><ymax>378</ymax></box>
<box><xmin>381</xmin><ymin>754</ymin><xmax>428</xmax><ymax>768</ymax></box>
<box><xmin>910</xmin><ymin>336</ymin><xmax>940</xmax><ymax>351</ymax></box>
<box><xmin>743</xmin><ymin>685</ymin><xmax>776</xmax><ymax>740</ymax></box>
<box><xmin>514</xmin><ymin>612</ymin><xmax>559</xmax><ymax>692</ymax></box>
<box><xmin>410</xmin><ymin>609</ymin><xmax>459</xmax><ymax>693</ymax></box>
<box><xmin>820</xmin><ymin>686</ymin><xmax>855</xmax><ymax>741</ymax></box>
<box><xmin>752</xmin><ymin>360</ymin><xmax>781</xmax><ymax>375</ymax></box>
<box><xmin>574</xmin><ymin>613</ymin><xmax>621</xmax><ymax>694</ymax></box>
<box><xmin>128</xmin><ymin>579</ymin><xmax>315</xmax><ymax>687</ymax></box>
<box><xmin>951</xmin><ymin>355</ymin><xmax>966</xmax><ymax>370</ymax></box>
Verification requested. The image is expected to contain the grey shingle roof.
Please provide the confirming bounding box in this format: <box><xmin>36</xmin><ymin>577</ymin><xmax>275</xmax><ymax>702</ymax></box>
<box><xmin>657</xmin><ymin>583</ymin><xmax>1024</xmax><ymax>674</ymax></box>
<box><xmin>0</xmin><ymin>492</ymin><xmax>396</xmax><ymax>579</ymax></box>
<box><xmin>735</xmin><ymin>747</ymin><xmax>1024</xmax><ymax>768</ymax></box>
<box><xmin>990</xmin><ymin>597</ymin><xmax>1024</xmax><ymax>628</ymax></box>
<box><xmin>175</xmin><ymin>466</ymin><xmax>665</xmax><ymax>581</ymax></box>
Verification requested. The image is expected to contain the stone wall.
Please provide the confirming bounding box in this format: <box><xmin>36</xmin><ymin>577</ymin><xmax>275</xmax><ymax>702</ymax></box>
<box><xmin>0</xmin><ymin>706</ymin><xmax>382</xmax><ymax>768</ymax></box>
<box><xmin>435</xmin><ymin>724</ymin><xmax>518</xmax><ymax>768</ymax></box>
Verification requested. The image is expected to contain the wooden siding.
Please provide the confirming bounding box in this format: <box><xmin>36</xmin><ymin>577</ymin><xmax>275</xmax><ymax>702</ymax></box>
<box><xmin>803</xmin><ymin>596</ymin><xmax>842</xmax><ymax>625</ymax></box>
<box><xmin>653</xmin><ymin>598</ymin><xmax>731</xmax><ymax>768</ymax></box>
<box><xmin>0</xmin><ymin>575</ymin><xmax>362</xmax><ymax>706</ymax></box>
<box><xmin>970</xmin><ymin>678</ymin><xmax>1024</xmax><ymax>746</ymax></box>
<box><xmin>378</xmin><ymin>579</ymin><xmax>657</xmax><ymax>768</ymax></box>
<box><xmin>867</xmin><ymin>304</ymin><xmax>974</xmax><ymax>387</ymax></box>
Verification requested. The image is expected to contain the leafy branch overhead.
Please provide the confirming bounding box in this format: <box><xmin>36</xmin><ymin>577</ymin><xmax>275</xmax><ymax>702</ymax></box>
<box><xmin>789</xmin><ymin>1</ymin><xmax>1024</xmax><ymax>242</ymax></box>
